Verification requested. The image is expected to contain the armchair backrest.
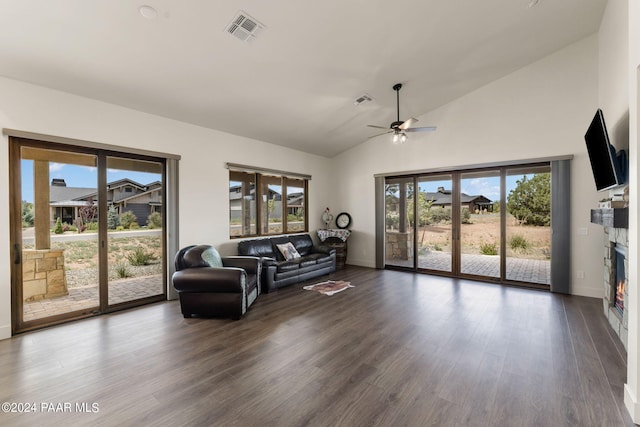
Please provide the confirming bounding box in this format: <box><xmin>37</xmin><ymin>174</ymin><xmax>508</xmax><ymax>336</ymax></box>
<box><xmin>175</xmin><ymin>245</ymin><xmax>223</xmax><ymax>270</ymax></box>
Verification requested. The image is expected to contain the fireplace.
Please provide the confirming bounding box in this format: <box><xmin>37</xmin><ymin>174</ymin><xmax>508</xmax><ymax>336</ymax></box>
<box><xmin>602</xmin><ymin>227</ymin><xmax>629</xmax><ymax>350</ymax></box>
<box><xmin>614</xmin><ymin>245</ymin><xmax>627</xmax><ymax>315</ymax></box>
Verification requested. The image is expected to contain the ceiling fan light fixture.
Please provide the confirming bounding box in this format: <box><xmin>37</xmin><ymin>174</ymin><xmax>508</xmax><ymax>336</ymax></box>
<box><xmin>392</xmin><ymin>130</ymin><xmax>407</xmax><ymax>145</ymax></box>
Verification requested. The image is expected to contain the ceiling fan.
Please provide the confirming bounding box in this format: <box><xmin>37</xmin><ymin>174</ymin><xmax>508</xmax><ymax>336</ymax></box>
<box><xmin>367</xmin><ymin>83</ymin><xmax>437</xmax><ymax>144</ymax></box>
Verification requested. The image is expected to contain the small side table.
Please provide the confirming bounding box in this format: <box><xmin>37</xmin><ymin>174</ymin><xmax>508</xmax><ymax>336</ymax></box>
<box><xmin>317</xmin><ymin>229</ymin><xmax>351</xmax><ymax>269</ymax></box>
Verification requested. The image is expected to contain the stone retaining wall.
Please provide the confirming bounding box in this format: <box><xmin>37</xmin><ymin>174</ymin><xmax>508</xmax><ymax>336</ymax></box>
<box><xmin>22</xmin><ymin>249</ymin><xmax>68</xmax><ymax>301</ymax></box>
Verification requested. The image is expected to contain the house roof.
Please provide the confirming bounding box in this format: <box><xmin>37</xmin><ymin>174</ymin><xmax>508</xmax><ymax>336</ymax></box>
<box><xmin>50</xmin><ymin>178</ymin><xmax>158</xmax><ymax>204</ymax></box>
<box><xmin>424</xmin><ymin>191</ymin><xmax>492</xmax><ymax>205</ymax></box>
<box><xmin>0</xmin><ymin>1</ymin><xmax>607</xmax><ymax>157</ymax></box>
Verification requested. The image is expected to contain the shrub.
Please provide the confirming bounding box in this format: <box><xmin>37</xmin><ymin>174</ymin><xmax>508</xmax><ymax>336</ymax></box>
<box><xmin>116</xmin><ymin>225</ymin><xmax>125</xmax><ymax>231</ymax></box>
<box><xmin>85</xmin><ymin>222</ymin><xmax>99</xmax><ymax>231</ymax></box>
<box><xmin>114</xmin><ymin>262</ymin><xmax>132</xmax><ymax>279</ymax></box>
<box><xmin>120</xmin><ymin>211</ymin><xmax>137</xmax><ymax>229</ymax></box>
<box><xmin>130</xmin><ymin>222</ymin><xmax>140</xmax><ymax>229</ymax></box>
<box><xmin>509</xmin><ymin>234</ymin><xmax>530</xmax><ymax>252</ymax></box>
<box><xmin>429</xmin><ymin>207</ymin><xmax>451</xmax><ymax>224</ymax></box>
<box><xmin>147</xmin><ymin>211</ymin><xmax>162</xmax><ymax>229</ymax></box>
<box><xmin>127</xmin><ymin>247</ymin><xmax>155</xmax><ymax>266</ymax></box>
<box><xmin>53</xmin><ymin>217</ymin><xmax>64</xmax><ymax>234</ymax></box>
<box><xmin>461</xmin><ymin>208</ymin><xmax>472</xmax><ymax>224</ymax></box>
<box><xmin>479</xmin><ymin>242</ymin><xmax>498</xmax><ymax>255</ymax></box>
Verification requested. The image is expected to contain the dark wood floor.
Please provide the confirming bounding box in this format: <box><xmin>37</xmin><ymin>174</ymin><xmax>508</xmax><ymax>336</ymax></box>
<box><xmin>0</xmin><ymin>266</ymin><xmax>634</xmax><ymax>426</ymax></box>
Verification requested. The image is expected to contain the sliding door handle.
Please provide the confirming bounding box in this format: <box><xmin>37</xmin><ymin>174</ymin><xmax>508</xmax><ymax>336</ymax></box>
<box><xmin>14</xmin><ymin>243</ymin><xmax>21</xmax><ymax>264</ymax></box>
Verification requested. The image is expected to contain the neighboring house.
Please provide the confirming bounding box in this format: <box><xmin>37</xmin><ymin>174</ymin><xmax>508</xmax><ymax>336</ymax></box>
<box><xmin>228</xmin><ymin>184</ymin><xmax>284</xmax><ymax>221</ymax></box>
<box><xmin>385</xmin><ymin>186</ymin><xmax>493</xmax><ymax>214</ymax></box>
<box><xmin>425</xmin><ymin>187</ymin><xmax>493</xmax><ymax>213</ymax></box>
<box><xmin>49</xmin><ymin>178</ymin><xmax>162</xmax><ymax>226</ymax></box>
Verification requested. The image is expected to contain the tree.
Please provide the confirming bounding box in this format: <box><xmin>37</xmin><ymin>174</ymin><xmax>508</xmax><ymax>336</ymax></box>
<box><xmin>507</xmin><ymin>173</ymin><xmax>550</xmax><ymax>226</ymax></box>
<box><xmin>21</xmin><ymin>201</ymin><xmax>34</xmax><ymax>227</ymax></box>
<box><xmin>107</xmin><ymin>205</ymin><xmax>121</xmax><ymax>230</ymax></box>
<box><xmin>75</xmin><ymin>198</ymin><xmax>97</xmax><ymax>233</ymax></box>
<box><xmin>53</xmin><ymin>217</ymin><xmax>64</xmax><ymax>234</ymax></box>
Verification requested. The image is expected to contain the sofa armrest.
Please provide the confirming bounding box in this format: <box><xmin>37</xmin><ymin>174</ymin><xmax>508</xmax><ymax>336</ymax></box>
<box><xmin>222</xmin><ymin>256</ymin><xmax>261</xmax><ymax>275</ymax></box>
<box><xmin>260</xmin><ymin>257</ymin><xmax>278</xmax><ymax>267</ymax></box>
<box><xmin>313</xmin><ymin>245</ymin><xmax>336</xmax><ymax>256</ymax></box>
<box><xmin>172</xmin><ymin>267</ymin><xmax>246</xmax><ymax>294</ymax></box>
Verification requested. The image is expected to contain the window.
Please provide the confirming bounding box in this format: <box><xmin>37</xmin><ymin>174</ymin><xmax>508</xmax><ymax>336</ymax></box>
<box><xmin>229</xmin><ymin>165</ymin><xmax>309</xmax><ymax>238</ymax></box>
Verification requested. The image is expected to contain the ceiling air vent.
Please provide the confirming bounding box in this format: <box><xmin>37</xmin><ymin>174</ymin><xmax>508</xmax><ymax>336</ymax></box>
<box><xmin>226</xmin><ymin>11</ymin><xmax>265</xmax><ymax>42</ymax></box>
<box><xmin>354</xmin><ymin>93</ymin><xmax>374</xmax><ymax>105</ymax></box>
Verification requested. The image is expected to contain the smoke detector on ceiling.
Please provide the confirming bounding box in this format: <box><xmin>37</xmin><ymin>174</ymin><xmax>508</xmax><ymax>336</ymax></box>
<box><xmin>226</xmin><ymin>11</ymin><xmax>265</xmax><ymax>42</ymax></box>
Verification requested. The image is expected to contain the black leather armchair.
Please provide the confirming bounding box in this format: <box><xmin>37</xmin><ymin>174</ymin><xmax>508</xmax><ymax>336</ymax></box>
<box><xmin>172</xmin><ymin>245</ymin><xmax>261</xmax><ymax>319</ymax></box>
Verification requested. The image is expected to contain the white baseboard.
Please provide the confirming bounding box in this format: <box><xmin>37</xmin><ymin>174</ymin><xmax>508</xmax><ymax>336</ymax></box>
<box><xmin>624</xmin><ymin>383</ymin><xmax>640</xmax><ymax>423</ymax></box>
<box><xmin>0</xmin><ymin>324</ymin><xmax>11</xmax><ymax>341</ymax></box>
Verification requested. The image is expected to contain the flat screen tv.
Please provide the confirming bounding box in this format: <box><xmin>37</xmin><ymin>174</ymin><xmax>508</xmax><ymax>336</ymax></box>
<box><xmin>584</xmin><ymin>108</ymin><xmax>624</xmax><ymax>191</ymax></box>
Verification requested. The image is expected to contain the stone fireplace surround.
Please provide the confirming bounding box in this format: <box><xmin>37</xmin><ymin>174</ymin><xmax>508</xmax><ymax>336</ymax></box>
<box><xmin>603</xmin><ymin>225</ymin><xmax>629</xmax><ymax>350</ymax></box>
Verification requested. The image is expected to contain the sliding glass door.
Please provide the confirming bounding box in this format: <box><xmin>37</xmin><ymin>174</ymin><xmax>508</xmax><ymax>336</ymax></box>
<box><xmin>385</xmin><ymin>177</ymin><xmax>415</xmax><ymax>268</ymax></box>
<box><xmin>459</xmin><ymin>170</ymin><xmax>501</xmax><ymax>279</ymax></box>
<box><xmin>383</xmin><ymin>163</ymin><xmax>552</xmax><ymax>287</ymax></box>
<box><xmin>505</xmin><ymin>165</ymin><xmax>551</xmax><ymax>285</ymax></box>
<box><xmin>417</xmin><ymin>175</ymin><xmax>453</xmax><ymax>273</ymax></box>
<box><xmin>106</xmin><ymin>156</ymin><xmax>165</xmax><ymax>306</ymax></box>
<box><xmin>10</xmin><ymin>139</ymin><xmax>167</xmax><ymax>333</ymax></box>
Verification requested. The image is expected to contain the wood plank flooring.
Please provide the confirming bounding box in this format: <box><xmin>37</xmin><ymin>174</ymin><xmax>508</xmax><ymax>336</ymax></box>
<box><xmin>0</xmin><ymin>266</ymin><xmax>634</xmax><ymax>426</ymax></box>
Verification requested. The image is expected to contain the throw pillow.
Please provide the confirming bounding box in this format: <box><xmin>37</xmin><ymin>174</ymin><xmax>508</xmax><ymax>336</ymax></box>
<box><xmin>276</xmin><ymin>242</ymin><xmax>301</xmax><ymax>260</ymax></box>
<box><xmin>201</xmin><ymin>247</ymin><xmax>223</xmax><ymax>267</ymax></box>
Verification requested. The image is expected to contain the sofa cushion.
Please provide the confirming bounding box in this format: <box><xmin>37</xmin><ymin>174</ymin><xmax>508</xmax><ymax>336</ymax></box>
<box><xmin>305</xmin><ymin>253</ymin><xmax>332</xmax><ymax>264</ymax></box>
<box><xmin>300</xmin><ymin>258</ymin><xmax>317</xmax><ymax>268</ymax></box>
<box><xmin>289</xmin><ymin>234</ymin><xmax>314</xmax><ymax>256</ymax></box>
<box><xmin>277</xmin><ymin>260</ymin><xmax>300</xmax><ymax>272</ymax></box>
<box><xmin>238</xmin><ymin>238</ymin><xmax>276</xmax><ymax>258</ymax></box>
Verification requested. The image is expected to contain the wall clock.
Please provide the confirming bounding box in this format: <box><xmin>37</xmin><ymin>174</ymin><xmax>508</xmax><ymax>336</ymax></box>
<box><xmin>336</xmin><ymin>212</ymin><xmax>352</xmax><ymax>229</ymax></box>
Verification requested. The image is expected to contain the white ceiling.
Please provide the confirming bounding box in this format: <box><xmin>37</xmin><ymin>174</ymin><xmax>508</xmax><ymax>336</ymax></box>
<box><xmin>0</xmin><ymin>0</ymin><xmax>607</xmax><ymax>158</ymax></box>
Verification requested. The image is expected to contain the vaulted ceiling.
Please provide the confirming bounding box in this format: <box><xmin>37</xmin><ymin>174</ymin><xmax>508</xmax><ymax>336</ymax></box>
<box><xmin>0</xmin><ymin>0</ymin><xmax>607</xmax><ymax>157</ymax></box>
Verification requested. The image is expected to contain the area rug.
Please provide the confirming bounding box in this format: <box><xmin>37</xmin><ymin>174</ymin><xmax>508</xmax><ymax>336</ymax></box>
<box><xmin>303</xmin><ymin>280</ymin><xmax>354</xmax><ymax>296</ymax></box>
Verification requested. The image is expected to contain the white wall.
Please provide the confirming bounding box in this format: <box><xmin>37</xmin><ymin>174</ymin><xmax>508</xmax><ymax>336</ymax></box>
<box><xmin>332</xmin><ymin>35</ymin><xmax>602</xmax><ymax>297</ymax></box>
<box><xmin>0</xmin><ymin>77</ymin><xmax>333</xmax><ymax>340</ymax></box>
<box><xmin>617</xmin><ymin>0</ymin><xmax>640</xmax><ymax>420</ymax></box>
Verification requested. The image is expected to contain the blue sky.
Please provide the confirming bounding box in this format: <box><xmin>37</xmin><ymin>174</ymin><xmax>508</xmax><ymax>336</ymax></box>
<box><xmin>21</xmin><ymin>160</ymin><xmax>161</xmax><ymax>203</ymax></box>
<box><xmin>418</xmin><ymin>174</ymin><xmax>536</xmax><ymax>203</ymax></box>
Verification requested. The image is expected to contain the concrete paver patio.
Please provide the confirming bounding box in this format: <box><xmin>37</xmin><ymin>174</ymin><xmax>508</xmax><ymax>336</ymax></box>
<box><xmin>389</xmin><ymin>251</ymin><xmax>550</xmax><ymax>285</ymax></box>
<box><xmin>23</xmin><ymin>275</ymin><xmax>163</xmax><ymax>322</ymax></box>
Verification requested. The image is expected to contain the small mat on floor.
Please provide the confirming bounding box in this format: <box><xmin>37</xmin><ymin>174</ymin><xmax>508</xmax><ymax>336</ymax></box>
<box><xmin>303</xmin><ymin>280</ymin><xmax>353</xmax><ymax>296</ymax></box>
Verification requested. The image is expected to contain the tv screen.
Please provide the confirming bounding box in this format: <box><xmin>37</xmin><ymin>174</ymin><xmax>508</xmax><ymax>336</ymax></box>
<box><xmin>584</xmin><ymin>109</ymin><xmax>623</xmax><ymax>191</ymax></box>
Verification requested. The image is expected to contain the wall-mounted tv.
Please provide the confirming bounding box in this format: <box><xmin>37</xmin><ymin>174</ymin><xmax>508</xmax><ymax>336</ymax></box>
<box><xmin>584</xmin><ymin>108</ymin><xmax>625</xmax><ymax>191</ymax></box>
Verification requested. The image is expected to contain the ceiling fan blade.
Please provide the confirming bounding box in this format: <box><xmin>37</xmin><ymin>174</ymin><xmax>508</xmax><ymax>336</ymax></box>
<box><xmin>368</xmin><ymin>130</ymin><xmax>392</xmax><ymax>139</ymax></box>
<box><xmin>405</xmin><ymin>126</ymin><xmax>437</xmax><ymax>133</ymax></box>
<box><xmin>398</xmin><ymin>117</ymin><xmax>419</xmax><ymax>130</ymax></box>
<box><xmin>367</xmin><ymin>124</ymin><xmax>389</xmax><ymax>130</ymax></box>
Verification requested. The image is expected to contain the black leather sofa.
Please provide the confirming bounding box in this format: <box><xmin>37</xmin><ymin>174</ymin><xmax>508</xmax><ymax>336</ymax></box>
<box><xmin>237</xmin><ymin>234</ymin><xmax>336</xmax><ymax>293</ymax></box>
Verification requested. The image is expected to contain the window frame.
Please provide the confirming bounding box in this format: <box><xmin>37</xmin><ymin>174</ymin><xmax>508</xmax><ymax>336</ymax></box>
<box><xmin>229</xmin><ymin>166</ymin><xmax>309</xmax><ymax>238</ymax></box>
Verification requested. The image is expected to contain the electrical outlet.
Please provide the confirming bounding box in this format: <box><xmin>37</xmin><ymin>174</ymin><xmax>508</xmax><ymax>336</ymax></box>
<box><xmin>576</xmin><ymin>270</ymin><xmax>585</xmax><ymax>279</ymax></box>
<box><xmin>578</xmin><ymin>227</ymin><xmax>588</xmax><ymax>236</ymax></box>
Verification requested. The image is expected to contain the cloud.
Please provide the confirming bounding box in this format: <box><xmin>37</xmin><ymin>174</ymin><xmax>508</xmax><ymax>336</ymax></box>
<box><xmin>49</xmin><ymin>163</ymin><xmax>65</xmax><ymax>172</ymax></box>
<box><xmin>462</xmin><ymin>177</ymin><xmax>500</xmax><ymax>201</ymax></box>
